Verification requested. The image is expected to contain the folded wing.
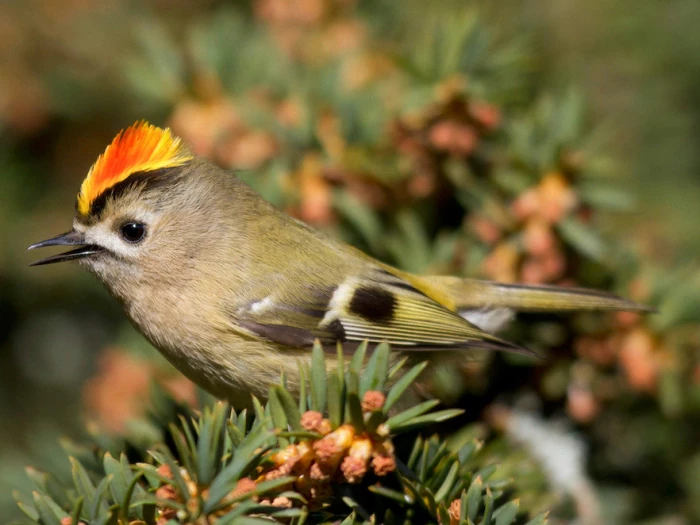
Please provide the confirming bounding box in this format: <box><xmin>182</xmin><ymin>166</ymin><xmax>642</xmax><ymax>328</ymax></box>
<box><xmin>233</xmin><ymin>268</ymin><xmax>535</xmax><ymax>356</ymax></box>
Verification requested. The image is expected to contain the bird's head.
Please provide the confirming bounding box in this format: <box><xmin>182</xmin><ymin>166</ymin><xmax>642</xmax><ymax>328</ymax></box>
<box><xmin>28</xmin><ymin>121</ymin><xmax>215</xmax><ymax>289</ymax></box>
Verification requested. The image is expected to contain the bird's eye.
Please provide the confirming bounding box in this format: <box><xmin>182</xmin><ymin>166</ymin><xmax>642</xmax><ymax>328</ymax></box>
<box><xmin>120</xmin><ymin>222</ymin><xmax>146</xmax><ymax>243</ymax></box>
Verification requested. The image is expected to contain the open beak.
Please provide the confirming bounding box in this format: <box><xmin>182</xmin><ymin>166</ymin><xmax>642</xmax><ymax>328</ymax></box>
<box><xmin>28</xmin><ymin>230</ymin><xmax>103</xmax><ymax>266</ymax></box>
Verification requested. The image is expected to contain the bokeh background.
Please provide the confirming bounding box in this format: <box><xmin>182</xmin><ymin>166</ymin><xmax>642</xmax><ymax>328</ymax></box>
<box><xmin>1</xmin><ymin>0</ymin><xmax>699</xmax><ymax>523</ymax></box>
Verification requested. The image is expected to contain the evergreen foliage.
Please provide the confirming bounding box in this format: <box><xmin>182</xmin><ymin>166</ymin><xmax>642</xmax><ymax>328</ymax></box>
<box><xmin>1</xmin><ymin>1</ymin><xmax>698</xmax><ymax>524</ymax></box>
<box><xmin>11</xmin><ymin>344</ymin><xmax>549</xmax><ymax>525</ymax></box>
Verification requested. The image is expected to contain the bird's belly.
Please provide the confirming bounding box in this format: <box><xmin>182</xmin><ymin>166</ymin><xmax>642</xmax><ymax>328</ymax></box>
<box><xmin>137</xmin><ymin>319</ymin><xmax>309</xmax><ymax>405</ymax></box>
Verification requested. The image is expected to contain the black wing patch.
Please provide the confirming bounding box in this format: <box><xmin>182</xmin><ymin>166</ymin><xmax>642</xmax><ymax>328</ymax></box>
<box><xmin>348</xmin><ymin>286</ymin><xmax>396</xmax><ymax>323</ymax></box>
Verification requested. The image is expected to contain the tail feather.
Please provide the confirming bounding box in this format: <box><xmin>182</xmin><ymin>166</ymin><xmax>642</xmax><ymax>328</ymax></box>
<box><xmin>395</xmin><ymin>338</ymin><xmax>542</xmax><ymax>359</ymax></box>
<box><xmin>424</xmin><ymin>277</ymin><xmax>654</xmax><ymax>313</ymax></box>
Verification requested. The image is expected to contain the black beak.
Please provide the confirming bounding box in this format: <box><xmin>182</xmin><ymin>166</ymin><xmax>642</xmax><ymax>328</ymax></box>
<box><xmin>28</xmin><ymin>230</ymin><xmax>103</xmax><ymax>266</ymax></box>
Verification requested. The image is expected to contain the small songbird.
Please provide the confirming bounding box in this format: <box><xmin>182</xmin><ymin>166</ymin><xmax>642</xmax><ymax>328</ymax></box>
<box><xmin>29</xmin><ymin>122</ymin><xmax>650</xmax><ymax>404</ymax></box>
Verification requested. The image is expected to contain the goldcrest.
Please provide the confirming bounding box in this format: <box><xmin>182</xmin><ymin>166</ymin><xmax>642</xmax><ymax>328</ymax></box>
<box><xmin>29</xmin><ymin>122</ymin><xmax>650</xmax><ymax>404</ymax></box>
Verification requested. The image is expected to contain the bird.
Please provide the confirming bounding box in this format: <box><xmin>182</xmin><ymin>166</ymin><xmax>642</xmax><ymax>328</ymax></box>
<box><xmin>28</xmin><ymin>121</ymin><xmax>651</xmax><ymax>405</ymax></box>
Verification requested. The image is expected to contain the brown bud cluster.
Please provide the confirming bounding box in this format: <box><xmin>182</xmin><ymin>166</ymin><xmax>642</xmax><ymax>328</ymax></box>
<box><xmin>258</xmin><ymin>402</ymin><xmax>397</xmax><ymax>508</ymax></box>
<box><xmin>83</xmin><ymin>348</ymin><xmax>197</xmax><ymax>433</ymax></box>
<box><xmin>391</xmin><ymin>91</ymin><xmax>503</xmax><ymax>200</ymax></box>
<box><xmin>340</xmin><ymin>435</ymin><xmax>373</xmax><ymax>483</ymax></box>
<box><xmin>295</xmin><ymin>153</ymin><xmax>335</xmax><ymax>225</ymax></box>
<box><xmin>169</xmin><ymin>89</ymin><xmax>278</xmax><ymax>172</ymax></box>
<box><xmin>481</xmin><ymin>171</ymin><xmax>580</xmax><ymax>285</ymax></box>
<box><xmin>300</xmin><ymin>410</ymin><xmax>332</xmax><ymax>434</ymax></box>
<box><xmin>154</xmin><ymin>460</ymin><xmax>273</xmax><ymax>523</ymax></box>
<box><xmin>60</xmin><ymin>518</ymin><xmax>88</xmax><ymax>525</ymax></box>
<box><xmin>570</xmin><ymin>304</ymin><xmax>669</xmax><ymax>423</ymax></box>
<box><xmin>154</xmin><ymin>464</ymin><xmax>191</xmax><ymax>525</ymax></box>
<box><xmin>447</xmin><ymin>499</ymin><xmax>462</xmax><ymax>525</ymax></box>
<box><xmin>429</xmin><ymin>119</ymin><xmax>478</xmax><ymax>157</ymax></box>
<box><xmin>361</xmin><ymin>390</ymin><xmax>385</xmax><ymax>412</ymax></box>
<box><xmin>254</xmin><ymin>0</ymin><xmax>366</xmax><ymax>62</ymax></box>
<box><xmin>230</xmin><ymin>478</ymin><xmax>258</xmax><ymax>499</ymax></box>
<box><xmin>150</xmin><ymin>394</ymin><xmax>397</xmax><ymax>518</ymax></box>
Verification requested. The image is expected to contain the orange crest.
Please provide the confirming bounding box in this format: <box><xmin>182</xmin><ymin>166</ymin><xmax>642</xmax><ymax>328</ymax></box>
<box><xmin>77</xmin><ymin>121</ymin><xmax>193</xmax><ymax>215</ymax></box>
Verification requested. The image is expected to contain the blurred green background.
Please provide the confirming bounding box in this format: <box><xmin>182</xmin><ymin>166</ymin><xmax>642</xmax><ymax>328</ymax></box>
<box><xmin>1</xmin><ymin>0</ymin><xmax>699</xmax><ymax>523</ymax></box>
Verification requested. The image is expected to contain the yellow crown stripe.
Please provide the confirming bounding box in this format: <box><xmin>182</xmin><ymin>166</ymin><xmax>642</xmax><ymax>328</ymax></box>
<box><xmin>76</xmin><ymin>121</ymin><xmax>192</xmax><ymax>215</ymax></box>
